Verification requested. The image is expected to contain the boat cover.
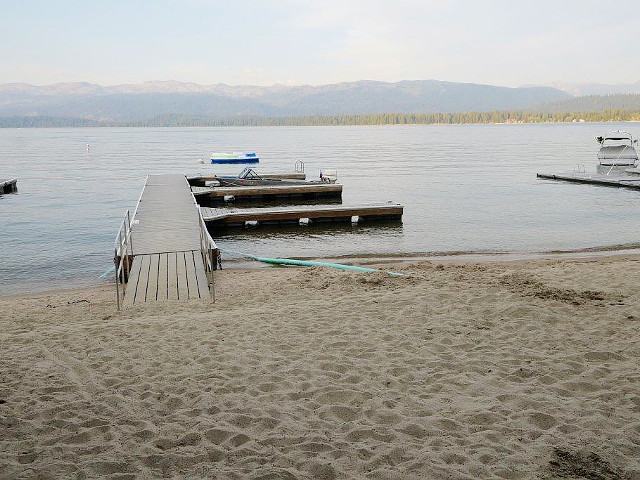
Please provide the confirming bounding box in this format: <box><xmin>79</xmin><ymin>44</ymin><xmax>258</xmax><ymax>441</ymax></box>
<box><xmin>597</xmin><ymin>145</ymin><xmax>639</xmax><ymax>160</ymax></box>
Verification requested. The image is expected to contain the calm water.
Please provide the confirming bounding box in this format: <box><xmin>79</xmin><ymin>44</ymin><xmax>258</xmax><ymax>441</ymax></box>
<box><xmin>1</xmin><ymin>123</ymin><xmax>640</xmax><ymax>295</ymax></box>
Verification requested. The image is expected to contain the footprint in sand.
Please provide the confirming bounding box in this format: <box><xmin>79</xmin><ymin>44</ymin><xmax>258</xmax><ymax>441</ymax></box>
<box><xmin>154</xmin><ymin>432</ymin><xmax>201</xmax><ymax>450</ymax></box>
<box><xmin>88</xmin><ymin>461</ymin><xmax>136</xmax><ymax>476</ymax></box>
<box><xmin>306</xmin><ymin>462</ymin><xmax>338</xmax><ymax>480</ymax></box>
<box><xmin>559</xmin><ymin>381</ymin><xmax>602</xmax><ymax>394</ymax></box>
<box><xmin>584</xmin><ymin>351</ymin><xmax>624</xmax><ymax>362</ymax></box>
<box><xmin>466</xmin><ymin>412</ymin><xmax>504</xmax><ymax>427</ymax></box>
<box><xmin>400</xmin><ymin>423</ymin><xmax>430</xmax><ymax>439</ymax></box>
<box><xmin>345</xmin><ymin>428</ymin><xmax>395</xmax><ymax>443</ymax></box>
<box><xmin>319</xmin><ymin>405</ymin><xmax>361</xmax><ymax>423</ymax></box>
<box><xmin>227</xmin><ymin>433</ymin><xmax>251</xmax><ymax>447</ymax></box>
<box><xmin>529</xmin><ymin>411</ymin><xmax>557</xmax><ymax>430</ymax></box>
<box><xmin>204</xmin><ymin>428</ymin><xmax>233</xmax><ymax>445</ymax></box>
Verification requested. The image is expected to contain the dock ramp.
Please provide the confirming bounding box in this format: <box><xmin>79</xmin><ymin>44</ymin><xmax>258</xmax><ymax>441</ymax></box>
<box><xmin>114</xmin><ymin>174</ymin><xmax>218</xmax><ymax>308</ymax></box>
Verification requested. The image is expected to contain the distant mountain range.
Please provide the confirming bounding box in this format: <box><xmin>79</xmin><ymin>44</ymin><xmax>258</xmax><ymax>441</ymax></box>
<box><xmin>534</xmin><ymin>93</ymin><xmax>640</xmax><ymax>113</ymax></box>
<box><xmin>0</xmin><ymin>80</ymin><xmax>571</xmax><ymax>121</ymax></box>
<box><xmin>537</xmin><ymin>81</ymin><xmax>640</xmax><ymax>97</ymax></box>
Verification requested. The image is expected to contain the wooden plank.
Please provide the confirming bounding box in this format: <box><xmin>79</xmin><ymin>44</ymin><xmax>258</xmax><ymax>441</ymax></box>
<box><xmin>123</xmin><ymin>256</ymin><xmax>143</xmax><ymax>307</ymax></box>
<box><xmin>119</xmin><ymin>174</ymin><xmax>215</xmax><ymax>306</ymax></box>
<box><xmin>130</xmin><ymin>174</ymin><xmax>203</xmax><ymax>255</ymax></box>
<box><xmin>537</xmin><ymin>172</ymin><xmax>640</xmax><ymax>190</ymax></box>
<box><xmin>167</xmin><ymin>252</ymin><xmax>179</xmax><ymax>301</ymax></box>
<box><xmin>257</xmin><ymin>173</ymin><xmax>306</xmax><ymax>180</ymax></box>
<box><xmin>222</xmin><ymin>207</ymin><xmax>402</xmax><ymax>223</ymax></box>
<box><xmin>202</xmin><ymin>204</ymin><xmax>404</xmax><ymax>226</ymax></box>
<box><xmin>176</xmin><ymin>251</ymin><xmax>189</xmax><ymax>300</ymax></box>
<box><xmin>146</xmin><ymin>254</ymin><xmax>160</xmax><ymax>302</ymax></box>
<box><xmin>188</xmin><ymin>172</ymin><xmax>306</xmax><ymax>184</ymax></box>
<box><xmin>184</xmin><ymin>251</ymin><xmax>200</xmax><ymax>300</ymax></box>
<box><xmin>200</xmin><ymin>207</ymin><xmax>228</xmax><ymax>221</ymax></box>
<box><xmin>191</xmin><ymin>183</ymin><xmax>342</xmax><ymax>198</ymax></box>
<box><xmin>193</xmin><ymin>252</ymin><xmax>210</xmax><ymax>299</ymax></box>
<box><xmin>157</xmin><ymin>253</ymin><xmax>168</xmax><ymax>301</ymax></box>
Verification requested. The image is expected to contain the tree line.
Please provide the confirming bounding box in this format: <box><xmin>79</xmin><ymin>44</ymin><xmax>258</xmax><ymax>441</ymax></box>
<box><xmin>2</xmin><ymin>109</ymin><xmax>640</xmax><ymax>128</ymax></box>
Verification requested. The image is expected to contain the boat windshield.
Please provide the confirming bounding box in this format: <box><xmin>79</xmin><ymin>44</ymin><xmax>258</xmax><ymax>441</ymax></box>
<box><xmin>238</xmin><ymin>167</ymin><xmax>262</xmax><ymax>180</ymax></box>
<box><xmin>602</xmin><ymin>132</ymin><xmax>634</xmax><ymax>147</ymax></box>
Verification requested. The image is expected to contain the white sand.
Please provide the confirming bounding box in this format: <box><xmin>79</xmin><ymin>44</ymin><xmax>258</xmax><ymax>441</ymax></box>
<box><xmin>1</xmin><ymin>257</ymin><xmax>640</xmax><ymax>479</ymax></box>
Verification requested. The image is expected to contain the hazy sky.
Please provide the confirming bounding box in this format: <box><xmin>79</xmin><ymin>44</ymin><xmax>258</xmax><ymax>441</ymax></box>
<box><xmin>3</xmin><ymin>0</ymin><xmax>640</xmax><ymax>87</ymax></box>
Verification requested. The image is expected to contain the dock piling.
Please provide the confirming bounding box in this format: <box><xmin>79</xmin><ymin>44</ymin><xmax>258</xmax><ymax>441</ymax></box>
<box><xmin>0</xmin><ymin>178</ymin><xmax>18</xmax><ymax>194</ymax></box>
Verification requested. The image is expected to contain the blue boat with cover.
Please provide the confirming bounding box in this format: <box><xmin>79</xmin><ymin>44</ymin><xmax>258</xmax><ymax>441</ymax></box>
<box><xmin>210</xmin><ymin>152</ymin><xmax>259</xmax><ymax>164</ymax></box>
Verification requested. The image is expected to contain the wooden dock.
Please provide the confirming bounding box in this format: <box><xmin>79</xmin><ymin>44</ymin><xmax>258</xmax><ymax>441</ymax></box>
<box><xmin>201</xmin><ymin>203</ymin><xmax>403</xmax><ymax>228</ymax></box>
<box><xmin>191</xmin><ymin>183</ymin><xmax>342</xmax><ymax>202</ymax></box>
<box><xmin>115</xmin><ymin>170</ymin><xmax>404</xmax><ymax>309</ymax></box>
<box><xmin>537</xmin><ymin>172</ymin><xmax>640</xmax><ymax>190</ymax></box>
<box><xmin>116</xmin><ymin>174</ymin><xmax>217</xmax><ymax>307</ymax></box>
<box><xmin>188</xmin><ymin>172</ymin><xmax>306</xmax><ymax>186</ymax></box>
<box><xmin>0</xmin><ymin>178</ymin><xmax>17</xmax><ymax>194</ymax></box>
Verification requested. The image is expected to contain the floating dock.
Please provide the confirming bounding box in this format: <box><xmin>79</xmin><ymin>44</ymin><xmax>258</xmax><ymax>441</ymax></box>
<box><xmin>537</xmin><ymin>172</ymin><xmax>640</xmax><ymax>190</ymax></box>
<box><xmin>201</xmin><ymin>203</ymin><xmax>403</xmax><ymax>228</ymax></box>
<box><xmin>187</xmin><ymin>172</ymin><xmax>306</xmax><ymax>187</ymax></box>
<box><xmin>191</xmin><ymin>183</ymin><xmax>342</xmax><ymax>202</ymax></box>
<box><xmin>115</xmin><ymin>170</ymin><xmax>403</xmax><ymax>309</ymax></box>
<box><xmin>114</xmin><ymin>174</ymin><xmax>217</xmax><ymax>308</ymax></box>
<box><xmin>0</xmin><ymin>178</ymin><xmax>17</xmax><ymax>194</ymax></box>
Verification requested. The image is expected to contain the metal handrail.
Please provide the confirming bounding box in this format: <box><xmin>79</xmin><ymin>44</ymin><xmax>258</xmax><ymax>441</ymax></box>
<box><xmin>197</xmin><ymin>206</ymin><xmax>218</xmax><ymax>302</ymax></box>
<box><xmin>113</xmin><ymin>175</ymin><xmax>147</xmax><ymax>310</ymax></box>
<box><xmin>114</xmin><ymin>209</ymin><xmax>134</xmax><ymax>310</ymax></box>
<box><xmin>190</xmin><ymin>179</ymin><xmax>218</xmax><ymax>302</ymax></box>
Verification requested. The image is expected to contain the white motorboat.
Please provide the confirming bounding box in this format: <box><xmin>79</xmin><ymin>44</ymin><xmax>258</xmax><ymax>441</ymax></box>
<box><xmin>596</xmin><ymin>131</ymin><xmax>639</xmax><ymax>166</ymax></box>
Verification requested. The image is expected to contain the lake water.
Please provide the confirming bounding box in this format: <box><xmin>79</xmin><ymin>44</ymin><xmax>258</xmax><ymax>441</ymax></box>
<box><xmin>1</xmin><ymin>123</ymin><xmax>640</xmax><ymax>295</ymax></box>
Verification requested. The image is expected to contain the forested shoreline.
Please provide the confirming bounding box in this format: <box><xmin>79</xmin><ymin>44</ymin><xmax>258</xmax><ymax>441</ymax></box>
<box><xmin>2</xmin><ymin>109</ymin><xmax>640</xmax><ymax>128</ymax></box>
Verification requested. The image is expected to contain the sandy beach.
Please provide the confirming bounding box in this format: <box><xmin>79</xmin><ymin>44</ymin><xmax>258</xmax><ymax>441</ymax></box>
<box><xmin>1</xmin><ymin>256</ymin><xmax>640</xmax><ymax>479</ymax></box>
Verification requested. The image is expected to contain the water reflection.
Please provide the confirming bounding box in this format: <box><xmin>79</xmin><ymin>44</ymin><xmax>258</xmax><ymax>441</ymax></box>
<box><xmin>211</xmin><ymin>219</ymin><xmax>403</xmax><ymax>238</ymax></box>
<box><xmin>595</xmin><ymin>164</ymin><xmax>636</xmax><ymax>176</ymax></box>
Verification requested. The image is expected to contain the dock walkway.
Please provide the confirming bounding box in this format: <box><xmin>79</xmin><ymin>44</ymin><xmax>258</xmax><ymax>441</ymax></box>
<box><xmin>121</xmin><ymin>174</ymin><xmax>214</xmax><ymax>307</ymax></box>
<box><xmin>191</xmin><ymin>183</ymin><xmax>342</xmax><ymax>202</ymax></box>
<box><xmin>201</xmin><ymin>203</ymin><xmax>403</xmax><ymax>227</ymax></box>
<box><xmin>537</xmin><ymin>172</ymin><xmax>640</xmax><ymax>190</ymax></box>
<box><xmin>187</xmin><ymin>172</ymin><xmax>306</xmax><ymax>186</ymax></box>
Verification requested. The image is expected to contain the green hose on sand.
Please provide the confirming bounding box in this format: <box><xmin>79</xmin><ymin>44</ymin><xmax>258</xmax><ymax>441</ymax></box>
<box><xmin>224</xmin><ymin>250</ymin><xmax>407</xmax><ymax>278</ymax></box>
